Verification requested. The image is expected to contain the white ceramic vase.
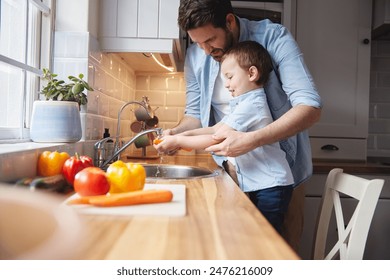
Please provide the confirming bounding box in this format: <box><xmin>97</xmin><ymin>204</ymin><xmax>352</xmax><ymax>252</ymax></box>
<box><xmin>30</xmin><ymin>100</ymin><xmax>82</xmax><ymax>143</ymax></box>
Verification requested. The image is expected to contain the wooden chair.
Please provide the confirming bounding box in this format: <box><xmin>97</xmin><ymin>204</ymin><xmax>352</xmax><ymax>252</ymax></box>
<box><xmin>313</xmin><ymin>168</ymin><xmax>384</xmax><ymax>260</ymax></box>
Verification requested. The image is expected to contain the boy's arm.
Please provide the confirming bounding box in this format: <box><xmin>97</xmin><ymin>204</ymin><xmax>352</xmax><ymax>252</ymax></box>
<box><xmin>180</xmin><ymin>122</ymin><xmax>222</xmax><ymax>136</ymax></box>
<box><xmin>176</xmin><ymin>134</ymin><xmax>220</xmax><ymax>150</ymax></box>
<box><xmin>154</xmin><ymin>123</ymin><xmax>229</xmax><ymax>152</ymax></box>
<box><xmin>175</xmin><ymin>123</ymin><xmax>228</xmax><ymax>149</ymax></box>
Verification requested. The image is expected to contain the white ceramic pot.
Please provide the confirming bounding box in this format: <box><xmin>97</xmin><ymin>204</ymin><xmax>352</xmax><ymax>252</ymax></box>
<box><xmin>30</xmin><ymin>100</ymin><xmax>82</xmax><ymax>143</ymax></box>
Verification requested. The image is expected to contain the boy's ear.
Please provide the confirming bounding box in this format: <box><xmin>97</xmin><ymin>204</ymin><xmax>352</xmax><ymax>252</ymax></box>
<box><xmin>248</xmin><ymin>66</ymin><xmax>260</xmax><ymax>82</ymax></box>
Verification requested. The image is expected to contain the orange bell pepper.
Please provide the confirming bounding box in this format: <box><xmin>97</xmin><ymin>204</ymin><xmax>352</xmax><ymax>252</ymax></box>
<box><xmin>106</xmin><ymin>160</ymin><xmax>146</xmax><ymax>193</ymax></box>
<box><xmin>37</xmin><ymin>150</ymin><xmax>70</xmax><ymax>176</ymax></box>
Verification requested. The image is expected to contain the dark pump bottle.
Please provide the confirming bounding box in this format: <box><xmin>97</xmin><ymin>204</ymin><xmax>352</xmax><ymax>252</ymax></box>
<box><xmin>103</xmin><ymin>128</ymin><xmax>114</xmax><ymax>160</ymax></box>
<box><xmin>104</xmin><ymin>128</ymin><xmax>112</xmax><ymax>140</ymax></box>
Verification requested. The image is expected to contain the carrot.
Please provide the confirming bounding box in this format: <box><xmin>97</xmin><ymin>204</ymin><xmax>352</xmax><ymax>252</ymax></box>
<box><xmin>67</xmin><ymin>189</ymin><xmax>173</xmax><ymax>207</ymax></box>
<box><xmin>90</xmin><ymin>189</ymin><xmax>173</xmax><ymax>207</ymax></box>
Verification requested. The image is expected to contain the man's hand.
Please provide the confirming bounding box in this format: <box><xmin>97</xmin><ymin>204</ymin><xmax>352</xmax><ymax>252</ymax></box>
<box><xmin>205</xmin><ymin>130</ymin><xmax>257</xmax><ymax>157</ymax></box>
<box><xmin>206</xmin><ymin>105</ymin><xmax>321</xmax><ymax>157</ymax></box>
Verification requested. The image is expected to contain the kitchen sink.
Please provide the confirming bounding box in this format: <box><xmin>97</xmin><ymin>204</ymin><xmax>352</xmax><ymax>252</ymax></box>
<box><xmin>142</xmin><ymin>164</ymin><xmax>218</xmax><ymax>180</ymax></box>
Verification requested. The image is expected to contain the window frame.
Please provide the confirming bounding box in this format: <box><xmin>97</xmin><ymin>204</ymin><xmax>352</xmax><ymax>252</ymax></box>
<box><xmin>0</xmin><ymin>0</ymin><xmax>54</xmax><ymax>142</ymax></box>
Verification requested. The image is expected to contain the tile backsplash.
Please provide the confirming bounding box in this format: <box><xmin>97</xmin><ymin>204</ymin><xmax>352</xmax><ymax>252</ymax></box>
<box><xmin>85</xmin><ymin>55</ymin><xmax>186</xmax><ymax>157</ymax></box>
<box><xmin>368</xmin><ymin>39</ymin><xmax>390</xmax><ymax>159</ymax></box>
<box><xmin>53</xmin><ymin>32</ymin><xmax>186</xmax><ymax>156</ymax></box>
<box><xmin>86</xmin><ymin>50</ymin><xmax>137</xmax><ymax>141</ymax></box>
<box><xmin>88</xmin><ymin>44</ymin><xmax>188</xmax><ymax>157</ymax></box>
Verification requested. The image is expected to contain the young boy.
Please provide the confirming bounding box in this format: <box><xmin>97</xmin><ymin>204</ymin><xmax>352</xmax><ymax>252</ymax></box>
<box><xmin>154</xmin><ymin>41</ymin><xmax>294</xmax><ymax>233</ymax></box>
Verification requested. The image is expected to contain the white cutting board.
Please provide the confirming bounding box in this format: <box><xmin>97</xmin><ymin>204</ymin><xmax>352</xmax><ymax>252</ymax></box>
<box><xmin>65</xmin><ymin>184</ymin><xmax>186</xmax><ymax>217</ymax></box>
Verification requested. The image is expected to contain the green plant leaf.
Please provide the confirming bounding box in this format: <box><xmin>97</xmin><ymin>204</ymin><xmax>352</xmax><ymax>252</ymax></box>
<box><xmin>40</xmin><ymin>68</ymin><xmax>92</xmax><ymax>106</ymax></box>
<box><xmin>72</xmin><ymin>83</ymin><xmax>83</xmax><ymax>94</ymax></box>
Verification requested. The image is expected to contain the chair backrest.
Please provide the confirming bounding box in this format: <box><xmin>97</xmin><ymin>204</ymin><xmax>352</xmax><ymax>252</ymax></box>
<box><xmin>313</xmin><ymin>168</ymin><xmax>384</xmax><ymax>260</ymax></box>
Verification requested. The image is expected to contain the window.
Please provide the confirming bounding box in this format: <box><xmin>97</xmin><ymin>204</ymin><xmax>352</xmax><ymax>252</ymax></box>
<box><xmin>0</xmin><ymin>0</ymin><xmax>53</xmax><ymax>141</ymax></box>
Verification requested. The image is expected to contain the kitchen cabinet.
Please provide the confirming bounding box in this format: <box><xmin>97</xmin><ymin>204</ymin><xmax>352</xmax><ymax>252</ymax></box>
<box><xmin>99</xmin><ymin>0</ymin><xmax>180</xmax><ymax>41</ymax></box>
<box><xmin>296</xmin><ymin>0</ymin><xmax>372</xmax><ymax>161</ymax></box>
<box><xmin>98</xmin><ymin>0</ymin><xmax>184</xmax><ymax>70</ymax></box>
<box><xmin>298</xmin><ymin>173</ymin><xmax>390</xmax><ymax>260</ymax></box>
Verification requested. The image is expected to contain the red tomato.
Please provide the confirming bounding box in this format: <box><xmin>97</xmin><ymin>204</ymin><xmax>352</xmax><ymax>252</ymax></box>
<box><xmin>73</xmin><ymin>167</ymin><xmax>110</xmax><ymax>196</ymax></box>
<box><xmin>62</xmin><ymin>153</ymin><xmax>94</xmax><ymax>185</ymax></box>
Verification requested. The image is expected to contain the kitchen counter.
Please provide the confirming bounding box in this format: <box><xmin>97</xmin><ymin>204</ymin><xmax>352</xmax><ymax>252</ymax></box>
<box><xmin>73</xmin><ymin>154</ymin><xmax>299</xmax><ymax>260</ymax></box>
<box><xmin>313</xmin><ymin>158</ymin><xmax>390</xmax><ymax>175</ymax></box>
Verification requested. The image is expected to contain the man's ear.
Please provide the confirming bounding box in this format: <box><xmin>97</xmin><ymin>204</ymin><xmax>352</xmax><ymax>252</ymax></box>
<box><xmin>248</xmin><ymin>66</ymin><xmax>260</xmax><ymax>82</ymax></box>
<box><xmin>226</xmin><ymin>13</ymin><xmax>236</xmax><ymax>30</ymax></box>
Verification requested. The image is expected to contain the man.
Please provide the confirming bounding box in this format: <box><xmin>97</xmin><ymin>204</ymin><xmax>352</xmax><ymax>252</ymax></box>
<box><xmin>157</xmin><ymin>0</ymin><xmax>322</xmax><ymax>250</ymax></box>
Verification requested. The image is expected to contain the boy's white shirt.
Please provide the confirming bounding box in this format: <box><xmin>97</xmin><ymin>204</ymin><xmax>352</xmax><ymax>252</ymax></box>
<box><xmin>212</xmin><ymin>68</ymin><xmax>236</xmax><ymax>166</ymax></box>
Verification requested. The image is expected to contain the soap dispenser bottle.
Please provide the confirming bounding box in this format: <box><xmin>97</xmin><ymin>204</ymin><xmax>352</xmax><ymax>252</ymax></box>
<box><xmin>103</xmin><ymin>128</ymin><xmax>114</xmax><ymax>161</ymax></box>
<box><xmin>104</xmin><ymin>128</ymin><xmax>111</xmax><ymax>138</ymax></box>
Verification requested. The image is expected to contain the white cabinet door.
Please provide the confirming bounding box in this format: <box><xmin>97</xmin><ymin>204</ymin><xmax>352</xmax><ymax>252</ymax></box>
<box><xmin>99</xmin><ymin>0</ymin><xmax>118</xmax><ymax>37</ymax></box>
<box><xmin>363</xmin><ymin>199</ymin><xmax>390</xmax><ymax>259</ymax></box>
<box><xmin>138</xmin><ymin>0</ymin><xmax>159</xmax><ymax>38</ymax></box>
<box><xmin>296</xmin><ymin>0</ymin><xmax>372</xmax><ymax>139</ymax></box>
<box><xmin>159</xmin><ymin>0</ymin><xmax>180</xmax><ymax>38</ymax></box>
<box><xmin>117</xmin><ymin>0</ymin><xmax>137</xmax><ymax>37</ymax></box>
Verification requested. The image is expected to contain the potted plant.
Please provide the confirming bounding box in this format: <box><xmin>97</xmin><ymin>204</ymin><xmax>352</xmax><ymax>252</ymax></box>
<box><xmin>30</xmin><ymin>68</ymin><xmax>94</xmax><ymax>143</ymax></box>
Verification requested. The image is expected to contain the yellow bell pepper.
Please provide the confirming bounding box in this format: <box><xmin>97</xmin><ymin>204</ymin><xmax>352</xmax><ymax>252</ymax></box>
<box><xmin>37</xmin><ymin>150</ymin><xmax>70</xmax><ymax>176</ymax></box>
<box><xmin>106</xmin><ymin>160</ymin><xmax>146</xmax><ymax>193</ymax></box>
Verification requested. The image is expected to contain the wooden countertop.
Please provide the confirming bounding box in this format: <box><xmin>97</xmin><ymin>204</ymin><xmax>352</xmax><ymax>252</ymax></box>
<box><xmin>313</xmin><ymin>158</ymin><xmax>390</xmax><ymax>175</ymax></box>
<box><xmin>73</xmin><ymin>154</ymin><xmax>299</xmax><ymax>260</ymax></box>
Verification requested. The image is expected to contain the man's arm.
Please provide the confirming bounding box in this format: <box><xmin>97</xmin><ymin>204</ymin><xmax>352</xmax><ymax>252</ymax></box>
<box><xmin>164</xmin><ymin>115</ymin><xmax>202</xmax><ymax>136</ymax></box>
<box><xmin>181</xmin><ymin>122</ymin><xmax>222</xmax><ymax>136</ymax></box>
<box><xmin>205</xmin><ymin>105</ymin><xmax>321</xmax><ymax>156</ymax></box>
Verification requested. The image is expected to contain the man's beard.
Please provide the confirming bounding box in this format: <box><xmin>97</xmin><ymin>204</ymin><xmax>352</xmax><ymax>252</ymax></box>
<box><xmin>210</xmin><ymin>30</ymin><xmax>234</xmax><ymax>62</ymax></box>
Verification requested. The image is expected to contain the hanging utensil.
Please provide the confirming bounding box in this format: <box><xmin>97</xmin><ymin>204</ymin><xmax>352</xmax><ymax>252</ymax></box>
<box><xmin>134</xmin><ymin>96</ymin><xmax>154</xmax><ymax>121</ymax></box>
<box><xmin>145</xmin><ymin>116</ymin><xmax>159</xmax><ymax>128</ymax></box>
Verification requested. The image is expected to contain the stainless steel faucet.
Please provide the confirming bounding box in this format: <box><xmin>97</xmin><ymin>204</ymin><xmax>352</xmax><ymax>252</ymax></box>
<box><xmin>94</xmin><ymin>96</ymin><xmax>158</xmax><ymax>169</ymax></box>
<box><xmin>97</xmin><ymin>128</ymin><xmax>163</xmax><ymax>169</ymax></box>
<box><xmin>94</xmin><ymin>136</ymin><xmax>115</xmax><ymax>167</ymax></box>
<box><xmin>114</xmin><ymin>97</ymin><xmax>154</xmax><ymax>153</ymax></box>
